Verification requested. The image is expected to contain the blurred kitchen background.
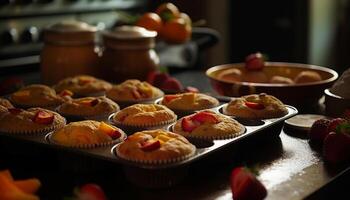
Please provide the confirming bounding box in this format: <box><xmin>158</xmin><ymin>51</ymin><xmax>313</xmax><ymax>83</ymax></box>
<box><xmin>1</xmin><ymin>0</ymin><xmax>350</xmax><ymax>76</ymax></box>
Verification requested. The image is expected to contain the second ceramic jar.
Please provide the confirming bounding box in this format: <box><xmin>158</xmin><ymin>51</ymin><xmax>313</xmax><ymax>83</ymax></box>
<box><xmin>100</xmin><ymin>26</ymin><xmax>160</xmax><ymax>83</ymax></box>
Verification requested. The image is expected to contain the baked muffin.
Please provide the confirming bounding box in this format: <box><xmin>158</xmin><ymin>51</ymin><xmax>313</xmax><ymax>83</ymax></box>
<box><xmin>10</xmin><ymin>84</ymin><xmax>66</xmax><ymax>109</ymax></box>
<box><xmin>173</xmin><ymin>110</ymin><xmax>245</xmax><ymax>139</ymax></box>
<box><xmin>106</xmin><ymin>79</ymin><xmax>163</xmax><ymax>106</ymax></box>
<box><xmin>294</xmin><ymin>71</ymin><xmax>322</xmax><ymax>84</ymax></box>
<box><xmin>160</xmin><ymin>92</ymin><xmax>219</xmax><ymax>115</ymax></box>
<box><xmin>116</xmin><ymin>129</ymin><xmax>196</xmax><ymax>164</ymax></box>
<box><xmin>57</xmin><ymin>96</ymin><xmax>119</xmax><ymax>121</ymax></box>
<box><xmin>0</xmin><ymin>97</ymin><xmax>14</xmax><ymax>109</ymax></box>
<box><xmin>270</xmin><ymin>76</ymin><xmax>294</xmax><ymax>84</ymax></box>
<box><xmin>53</xmin><ymin>75</ymin><xmax>112</xmax><ymax>97</ymax></box>
<box><xmin>223</xmin><ymin>93</ymin><xmax>288</xmax><ymax>119</ymax></box>
<box><xmin>111</xmin><ymin>104</ymin><xmax>176</xmax><ymax>132</ymax></box>
<box><xmin>50</xmin><ymin>120</ymin><xmax>126</xmax><ymax>148</ymax></box>
<box><xmin>0</xmin><ymin>107</ymin><xmax>65</xmax><ymax>135</ymax></box>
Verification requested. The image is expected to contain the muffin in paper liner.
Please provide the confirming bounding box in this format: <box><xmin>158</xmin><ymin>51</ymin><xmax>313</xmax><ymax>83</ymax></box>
<box><xmin>47</xmin><ymin>120</ymin><xmax>126</xmax><ymax>149</ymax></box>
<box><xmin>109</xmin><ymin>104</ymin><xmax>177</xmax><ymax>134</ymax></box>
<box><xmin>114</xmin><ymin>129</ymin><xmax>196</xmax><ymax>166</ymax></box>
<box><xmin>172</xmin><ymin>110</ymin><xmax>246</xmax><ymax>140</ymax></box>
<box><xmin>0</xmin><ymin>107</ymin><xmax>66</xmax><ymax>136</ymax></box>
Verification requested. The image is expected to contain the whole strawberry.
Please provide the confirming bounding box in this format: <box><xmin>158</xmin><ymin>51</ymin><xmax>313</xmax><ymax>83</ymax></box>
<box><xmin>327</xmin><ymin>118</ymin><xmax>347</xmax><ymax>133</ymax></box>
<box><xmin>309</xmin><ymin>118</ymin><xmax>331</xmax><ymax>143</ymax></box>
<box><xmin>230</xmin><ymin>167</ymin><xmax>267</xmax><ymax>200</ymax></box>
<box><xmin>75</xmin><ymin>183</ymin><xmax>107</xmax><ymax>200</ymax></box>
<box><xmin>245</xmin><ymin>52</ymin><xmax>265</xmax><ymax>71</ymax></box>
<box><xmin>323</xmin><ymin>130</ymin><xmax>350</xmax><ymax>163</ymax></box>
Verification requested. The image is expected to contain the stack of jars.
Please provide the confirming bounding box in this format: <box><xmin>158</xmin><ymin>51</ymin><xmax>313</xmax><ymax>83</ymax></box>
<box><xmin>41</xmin><ymin>21</ymin><xmax>159</xmax><ymax>85</ymax></box>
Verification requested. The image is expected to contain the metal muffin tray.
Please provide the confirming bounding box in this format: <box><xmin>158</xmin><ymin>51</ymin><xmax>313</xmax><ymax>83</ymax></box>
<box><xmin>0</xmin><ymin>103</ymin><xmax>298</xmax><ymax>170</ymax></box>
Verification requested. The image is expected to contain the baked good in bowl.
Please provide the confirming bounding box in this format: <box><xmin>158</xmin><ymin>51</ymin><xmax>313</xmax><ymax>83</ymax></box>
<box><xmin>223</xmin><ymin>93</ymin><xmax>288</xmax><ymax>119</ymax></box>
<box><xmin>57</xmin><ymin>96</ymin><xmax>119</xmax><ymax>121</ymax></box>
<box><xmin>10</xmin><ymin>84</ymin><xmax>66</xmax><ymax>109</ymax></box>
<box><xmin>116</xmin><ymin>129</ymin><xmax>196</xmax><ymax>164</ymax></box>
<box><xmin>110</xmin><ymin>104</ymin><xmax>176</xmax><ymax>132</ymax></box>
<box><xmin>294</xmin><ymin>71</ymin><xmax>322</xmax><ymax>83</ymax></box>
<box><xmin>173</xmin><ymin>110</ymin><xmax>245</xmax><ymax>139</ymax></box>
<box><xmin>0</xmin><ymin>107</ymin><xmax>65</xmax><ymax>135</ymax></box>
<box><xmin>106</xmin><ymin>79</ymin><xmax>163</xmax><ymax>106</ymax></box>
<box><xmin>0</xmin><ymin>97</ymin><xmax>14</xmax><ymax>109</ymax></box>
<box><xmin>53</xmin><ymin>75</ymin><xmax>112</xmax><ymax>97</ymax></box>
<box><xmin>160</xmin><ymin>92</ymin><xmax>219</xmax><ymax>115</ymax></box>
<box><xmin>50</xmin><ymin>120</ymin><xmax>126</xmax><ymax>148</ymax></box>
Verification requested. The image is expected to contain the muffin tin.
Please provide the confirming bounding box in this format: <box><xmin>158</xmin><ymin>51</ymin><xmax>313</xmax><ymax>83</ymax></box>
<box><xmin>0</xmin><ymin>103</ymin><xmax>298</xmax><ymax>170</ymax></box>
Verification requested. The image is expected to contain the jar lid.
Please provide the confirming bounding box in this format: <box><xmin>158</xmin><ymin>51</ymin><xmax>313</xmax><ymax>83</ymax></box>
<box><xmin>102</xmin><ymin>26</ymin><xmax>157</xmax><ymax>49</ymax></box>
<box><xmin>43</xmin><ymin>21</ymin><xmax>97</xmax><ymax>45</ymax></box>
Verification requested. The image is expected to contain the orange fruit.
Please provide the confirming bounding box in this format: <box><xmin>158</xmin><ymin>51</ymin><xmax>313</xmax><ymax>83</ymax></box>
<box><xmin>136</xmin><ymin>12</ymin><xmax>162</xmax><ymax>32</ymax></box>
<box><xmin>156</xmin><ymin>2</ymin><xmax>180</xmax><ymax>22</ymax></box>
<box><xmin>161</xmin><ymin>18</ymin><xmax>192</xmax><ymax>44</ymax></box>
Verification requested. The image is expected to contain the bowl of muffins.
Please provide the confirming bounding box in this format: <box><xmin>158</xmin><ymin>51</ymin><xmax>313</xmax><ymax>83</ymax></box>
<box><xmin>206</xmin><ymin>53</ymin><xmax>338</xmax><ymax>108</ymax></box>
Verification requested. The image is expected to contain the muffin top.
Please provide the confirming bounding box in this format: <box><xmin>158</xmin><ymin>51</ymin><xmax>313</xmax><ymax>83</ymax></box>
<box><xmin>106</xmin><ymin>79</ymin><xmax>163</xmax><ymax>102</ymax></box>
<box><xmin>173</xmin><ymin>110</ymin><xmax>245</xmax><ymax>139</ymax></box>
<box><xmin>112</xmin><ymin>104</ymin><xmax>176</xmax><ymax>126</ymax></box>
<box><xmin>116</xmin><ymin>129</ymin><xmax>196</xmax><ymax>163</ymax></box>
<box><xmin>224</xmin><ymin>93</ymin><xmax>288</xmax><ymax>119</ymax></box>
<box><xmin>53</xmin><ymin>75</ymin><xmax>112</xmax><ymax>96</ymax></box>
<box><xmin>57</xmin><ymin>96</ymin><xmax>119</xmax><ymax>117</ymax></box>
<box><xmin>10</xmin><ymin>84</ymin><xmax>65</xmax><ymax>108</ymax></box>
<box><xmin>0</xmin><ymin>107</ymin><xmax>66</xmax><ymax>134</ymax></box>
<box><xmin>51</xmin><ymin>120</ymin><xmax>125</xmax><ymax>147</ymax></box>
<box><xmin>160</xmin><ymin>92</ymin><xmax>219</xmax><ymax>111</ymax></box>
<box><xmin>0</xmin><ymin>98</ymin><xmax>14</xmax><ymax>109</ymax></box>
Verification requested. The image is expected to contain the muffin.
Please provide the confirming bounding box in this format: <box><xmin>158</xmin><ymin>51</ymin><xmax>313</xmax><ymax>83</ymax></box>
<box><xmin>223</xmin><ymin>93</ymin><xmax>288</xmax><ymax>119</ymax></box>
<box><xmin>50</xmin><ymin>120</ymin><xmax>126</xmax><ymax>148</ymax></box>
<box><xmin>294</xmin><ymin>71</ymin><xmax>322</xmax><ymax>84</ymax></box>
<box><xmin>160</xmin><ymin>92</ymin><xmax>219</xmax><ymax>116</ymax></box>
<box><xmin>106</xmin><ymin>79</ymin><xmax>163</xmax><ymax>107</ymax></box>
<box><xmin>10</xmin><ymin>84</ymin><xmax>66</xmax><ymax>109</ymax></box>
<box><xmin>57</xmin><ymin>96</ymin><xmax>119</xmax><ymax>121</ymax></box>
<box><xmin>270</xmin><ymin>76</ymin><xmax>294</xmax><ymax>84</ymax></box>
<box><xmin>116</xmin><ymin>129</ymin><xmax>196</xmax><ymax>164</ymax></box>
<box><xmin>173</xmin><ymin>110</ymin><xmax>245</xmax><ymax>139</ymax></box>
<box><xmin>0</xmin><ymin>97</ymin><xmax>14</xmax><ymax>109</ymax></box>
<box><xmin>0</xmin><ymin>107</ymin><xmax>66</xmax><ymax>135</ymax></box>
<box><xmin>53</xmin><ymin>75</ymin><xmax>112</xmax><ymax>97</ymax></box>
<box><xmin>110</xmin><ymin>104</ymin><xmax>177</xmax><ymax>132</ymax></box>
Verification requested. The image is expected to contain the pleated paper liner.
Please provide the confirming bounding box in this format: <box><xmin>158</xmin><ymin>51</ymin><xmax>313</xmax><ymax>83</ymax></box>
<box><xmin>0</xmin><ymin>119</ymin><xmax>66</xmax><ymax>136</ymax></box>
<box><xmin>108</xmin><ymin>113</ymin><xmax>177</xmax><ymax>135</ymax></box>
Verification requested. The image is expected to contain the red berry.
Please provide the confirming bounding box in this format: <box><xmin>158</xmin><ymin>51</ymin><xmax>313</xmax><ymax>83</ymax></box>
<box><xmin>184</xmin><ymin>86</ymin><xmax>199</xmax><ymax>93</ymax></box>
<box><xmin>309</xmin><ymin>118</ymin><xmax>331</xmax><ymax>143</ymax></box>
<box><xmin>140</xmin><ymin>139</ymin><xmax>161</xmax><ymax>151</ymax></box>
<box><xmin>181</xmin><ymin>116</ymin><xmax>199</xmax><ymax>132</ymax></box>
<box><xmin>323</xmin><ymin>132</ymin><xmax>350</xmax><ymax>163</ymax></box>
<box><xmin>230</xmin><ymin>167</ymin><xmax>267</xmax><ymax>200</ymax></box>
<box><xmin>191</xmin><ymin>111</ymin><xmax>219</xmax><ymax>124</ymax></box>
<box><xmin>153</xmin><ymin>72</ymin><xmax>170</xmax><ymax>87</ymax></box>
<box><xmin>245</xmin><ymin>52</ymin><xmax>265</xmax><ymax>70</ymax></box>
<box><xmin>32</xmin><ymin>111</ymin><xmax>54</xmax><ymax>125</ymax></box>
<box><xmin>160</xmin><ymin>77</ymin><xmax>183</xmax><ymax>92</ymax></box>
<box><xmin>163</xmin><ymin>94</ymin><xmax>180</xmax><ymax>103</ymax></box>
<box><xmin>79</xmin><ymin>183</ymin><xmax>107</xmax><ymax>200</ymax></box>
<box><xmin>245</xmin><ymin>102</ymin><xmax>265</xmax><ymax>110</ymax></box>
<box><xmin>327</xmin><ymin>118</ymin><xmax>347</xmax><ymax>133</ymax></box>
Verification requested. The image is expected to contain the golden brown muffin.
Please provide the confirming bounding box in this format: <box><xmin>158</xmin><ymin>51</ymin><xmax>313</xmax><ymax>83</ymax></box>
<box><xmin>53</xmin><ymin>75</ymin><xmax>112</xmax><ymax>97</ymax></box>
<box><xmin>0</xmin><ymin>97</ymin><xmax>14</xmax><ymax>109</ymax></box>
<box><xmin>173</xmin><ymin>110</ymin><xmax>245</xmax><ymax>139</ymax></box>
<box><xmin>217</xmin><ymin>68</ymin><xmax>242</xmax><ymax>82</ymax></box>
<box><xmin>50</xmin><ymin>120</ymin><xmax>125</xmax><ymax>147</ymax></box>
<box><xmin>294</xmin><ymin>71</ymin><xmax>322</xmax><ymax>84</ymax></box>
<box><xmin>0</xmin><ymin>107</ymin><xmax>65</xmax><ymax>135</ymax></box>
<box><xmin>160</xmin><ymin>92</ymin><xmax>219</xmax><ymax>111</ymax></box>
<box><xmin>10</xmin><ymin>84</ymin><xmax>65</xmax><ymax>109</ymax></box>
<box><xmin>116</xmin><ymin>129</ymin><xmax>196</xmax><ymax>164</ymax></box>
<box><xmin>106</xmin><ymin>79</ymin><xmax>163</xmax><ymax>102</ymax></box>
<box><xmin>111</xmin><ymin>104</ymin><xmax>176</xmax><ymax>127</ymax></box>
<box><xmin>223</xmin><ymin>93</ymin><xmax>288</xmax><ymax>119</ymax></box>
<box><xmin>57</xmin><ymin>96</ymin><xmax>119</xmax><ymax>119</ymax></box>
<box><xmin>270</xmin><ymin>76</ymin><xmax>294</xmax><ymax>84</ymax></box>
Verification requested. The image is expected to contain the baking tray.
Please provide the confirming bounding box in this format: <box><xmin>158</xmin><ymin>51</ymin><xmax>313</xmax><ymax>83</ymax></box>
<box><xmin>0</xmin><ymin>104</ymin><xmax>298</xmax><ymax>170</ymax></box>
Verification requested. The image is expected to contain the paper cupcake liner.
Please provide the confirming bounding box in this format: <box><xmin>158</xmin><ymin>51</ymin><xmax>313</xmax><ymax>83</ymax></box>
<box><xmin>0</xmin><ymin>120</ymin><xmax>66</xmax><ymax>136</ymax></box>
<box><xmin>46</xmin><ymin>131</ymin><xmax>127</xmax><ymax>149</ymax></box>
<box><xmin>115</xmin><ymin>143</ymin><xmax>196</xmax><ymax>165</ymax></box>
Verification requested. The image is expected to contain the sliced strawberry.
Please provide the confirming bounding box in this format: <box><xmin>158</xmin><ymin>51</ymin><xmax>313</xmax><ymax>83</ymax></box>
<box><xmin>140</xmin><ymin>139</ymin><xmax>161</xmax><ymax>151</ymax></box>
<box><xmin>79</xmin><ymin>99</ymin><xmax>99</xmax><ymax>106</ymax></box>
<box><xmin>327</xmin><ymin>118</ymin><xmax>347</xmax><ymax>133</ymax></box>
<box><xmin>245</xmin><ymin>102</ymin><xmax>265</xmax><ymax>110</ymax></box>
<box><xmin>163</xmin><ymin>94</ymin><xmax>180</xmax><ymax>103</ymax></box>
<box><xmin>160</xmin><ymin>77</ymin><xmax>183</xmax><ymax>92</ymax></box>
<box><xmin>181</xmin><ymin>116</ymin><xmax>199</xmax><ymax>132</ymax></box>
<box><xmin>184</xmin><ymin>86</ymin><xmax>199</xmax><ymax>93</ymax></box>
<box><xmin>99</xmin><ymin>122</ymin><xmax>121</xmax><ymax>140</ymax></box>
<box><xmin>59</xmin><ymin>89</ymin><xmax>73</xmax><ymax>97</ymax></box>
<box><xmin>230</xmin><ymin>167</ymin><xmax>267</xmax><ymax>200</ymax></box>
<box><xmin>191</xmin><ymin>111</ymin><xmax>219</xmax><ymax>124</ymax></box>
<box><xmin>245</xmin><ymin>52</ymin><xmax>265</xmax><ymax>71</ymax></box>
<box><xmin>8</xmin><ymin>108</ymin><xmax>23</xmax><ymax>115</ymax></box>
<box><xmin>131</xmin><ymin>89</ymin><xmax>141</xmax><ymax>99</ymax></box>
<box><xmin>78</xmin><ymin>77</ymin><xmax>93</xmax><ymax>85</ymax></box>
<box><xmin>78</xmin><ymin>183</ymin><xmax>107</xmax><ymax>200</ymax></box>
<box><xmin>309</xmin><ymin>118</ymin><xmax>331</xmax><ymax>143</ymax></box>
<box><xmin>33</xmin><ymin>111</ymin><xmax>54</xmax><ymax>125</ymax></box>
<box><xmin>323</xmin><ymin>131</ymin><xmax>350</xmax><ymax>163</ymax></box>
